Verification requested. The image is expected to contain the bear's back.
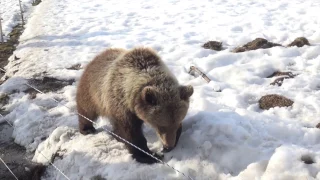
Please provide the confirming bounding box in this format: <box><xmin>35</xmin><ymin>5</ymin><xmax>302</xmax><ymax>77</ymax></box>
<box><xmin>78</xmin><ymin>48</ymin><xmax>126</xmax><ymax>113</ymax></box>
<box><xmin>86</xmin><ymin>48</ymin><xmax>126</xmax><ymax>88</ymax></box>
<box><xmin>103</xmin><ymin>48</ymin><xmax>179</xmax><ymax>111</ymax></box>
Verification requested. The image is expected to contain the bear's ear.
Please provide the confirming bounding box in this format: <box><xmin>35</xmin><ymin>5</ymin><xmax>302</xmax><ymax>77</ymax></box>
<box><xmin>141</xmin><ymin>86</ymin><xmax>158</xmax><ymax>105</ymax></box>
<box><xmin>179</xmin><ymin>85</ymin><xmax>193</xmax><ymax>100</ymax></box>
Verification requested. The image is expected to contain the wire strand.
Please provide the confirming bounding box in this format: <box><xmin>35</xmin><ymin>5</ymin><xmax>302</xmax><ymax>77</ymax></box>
<box><xmin>37</xmin><ymin>151</ymin><xmax>71</xmax><ymax>180</ymax></box>
<box><xmin>0</xmin><ymin>157</ymin><xmax>19</xmax><ymax>180</ymax></box>
<box><xmin>0</xmin><ymin>113</ymin><xmax>13</xmax><ymax>127</ymax></box>
<box><xmin>0</xmin><ymin>88</ymin><xmax>71</xmax><ymax>180</ymax></box>
<box><xmin>0</xmin><ymin>113</ymin><xmax>71</xmax><ymax>180</ymax></box>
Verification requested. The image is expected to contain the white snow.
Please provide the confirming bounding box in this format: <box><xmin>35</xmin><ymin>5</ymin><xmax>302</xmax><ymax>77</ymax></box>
<box><xmin>0</xmin><ymin>0</ymin><xmax>34</xmax><ymax>41</ymax></box>
<box><xmin>1</xmin><ymin>0</ymin><xmax>320</xmax><ymax>179</ymax></box>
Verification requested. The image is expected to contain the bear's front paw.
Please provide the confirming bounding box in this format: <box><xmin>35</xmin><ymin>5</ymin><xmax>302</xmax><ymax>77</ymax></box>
<box><xmin>133</xmin><ymin>152</ymin><xmax>164</xmax><ymax>164</ymax></box>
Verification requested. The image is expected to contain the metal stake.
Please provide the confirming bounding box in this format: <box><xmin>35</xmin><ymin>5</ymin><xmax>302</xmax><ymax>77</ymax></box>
<box><xmin>0</xmin><ymin>13</ymin><xmax>4</xmax><ymax>43</ymax></box>
<box><xmin>18</xmin><ymin>0</ymin><xmax>25</xmax><ymax>25</ymax></box>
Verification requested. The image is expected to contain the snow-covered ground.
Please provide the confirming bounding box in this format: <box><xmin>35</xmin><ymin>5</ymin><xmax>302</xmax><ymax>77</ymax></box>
<box><xmin>0</xmin><ymin>0</ymin><xmax>34</xmax><ymax>41</ymax></box>
<box><xmin>1</xmin><ymin>0</ymin><xmax>320</xmax><ymax>179</ymax></box>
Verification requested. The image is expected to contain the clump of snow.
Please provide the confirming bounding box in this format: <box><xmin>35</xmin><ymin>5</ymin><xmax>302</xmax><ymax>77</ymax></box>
<box><xmin>1</xmin><ymin>0</ymin><xmax>320</xmax><ymax>179</ymax></box>
<box><xmin>0</xmin><ymin>77</ymin><xmax>28</xmax><ymax>93</ymax></box>
<box><xmin>261</xmin><ymin>145</ymin><xmax>320</xmax><ymax>180</ymax></box>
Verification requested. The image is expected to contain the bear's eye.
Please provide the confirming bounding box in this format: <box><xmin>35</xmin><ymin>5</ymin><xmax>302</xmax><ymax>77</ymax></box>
<box><xmin>145</xmin><ymin>92</ymin><xmax>157</xmax><ymax>105</ymax></box>
<box><xmin>142</xmin><ymin>86</ymin><xmax>158</xmax><ymax>106</ymax></box>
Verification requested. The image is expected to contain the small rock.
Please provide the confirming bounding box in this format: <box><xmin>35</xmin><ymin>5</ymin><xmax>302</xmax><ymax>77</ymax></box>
<box><xmin>32</xmin><ymin>0</ymin><xmax>42</xmax><ymax>6</ymax></box>
<box><xmin>67</xmin><ymin>63</ymin><xmax>82</xmax><ymax>70</ymax></box>
<box><xmin>316</xmin><ymin>123</ymin><xmax>320</xmax><ymax>129</ymax></box>
<box><xmin>232</xmin><ymin>38</ymin><xmax>282</xmax><ymax>53</ymax></box>
<box><xmin>270</xmin><ymin>77</ymin><xmax>290</xmax><ymax>86</ymax></box>
<box><xmin>232</xmin><ymin>47</ymin><xmax>246</xmax><ymax>53</ymax></box>
<box><xmin>25</xmin><ymin>89</ymin><xmax>37</xmax><ymax>99</ymax></box>
<box><xmin>91</xmin><ymin>175</ymin><xmax>107</xmax><ymax>180</ymax></box>
<box><xmin>267</xmin><ymin>71</ymin><xmax>295</xmax><ymax>78</ymax></box>
<box><xmin>0</xmin><ymin>94</ymin><xmax>9</xmax><ymax>108</ymax></box>
<box><xmin>268</xmin><ymin>71</ymin><xmax>296</xmax><ymax>86</ymax></box>
<box><xmin>259</xmin><ymin>94</ymin><xmax>294</xmax><ymax>110</ymax></box>
<box><xmin>301</xmin><ymin>155</ymin><xmax>315</xmax><ymax>164</ymax></box>
<box><xmin>14</xmin><ymin>55</ymin><xmax>20</xmax><ymax>60</ymax></box>
<box><xmin>202</xmin><ymin>41</ymin><xmax>223</xmax><ymax>51</ymax></box>
<box><xmin>287</xmin><ymin>37</ymin><xmax>310</xmax><ymax>47</ymax></box>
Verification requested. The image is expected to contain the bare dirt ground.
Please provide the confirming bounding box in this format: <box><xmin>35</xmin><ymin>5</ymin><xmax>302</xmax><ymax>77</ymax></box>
<box><xmin>0</xmin><ymin>123</ymin><xmax>46</xmax><ymax>180</ymax></box>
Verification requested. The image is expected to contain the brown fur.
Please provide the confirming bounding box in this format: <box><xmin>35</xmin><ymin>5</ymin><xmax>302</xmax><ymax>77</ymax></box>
<box><xmin>76</xmin><ymin>47</ymin><xmax>193</xmax><ymax>164</ymax></box>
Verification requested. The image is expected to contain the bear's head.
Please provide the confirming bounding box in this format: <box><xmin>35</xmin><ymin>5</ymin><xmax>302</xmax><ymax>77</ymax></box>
<box><xmin>134</xmin><ymin>85</ymin><xmax>193</xmax><ymax>152</ymax></box>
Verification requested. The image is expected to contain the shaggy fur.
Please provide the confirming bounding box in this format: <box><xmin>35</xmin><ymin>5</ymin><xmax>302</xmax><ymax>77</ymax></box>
<box><xmin>76</xmin><ymin>47</ymin><xmax>193</xmax><ymax>164</ymax></box>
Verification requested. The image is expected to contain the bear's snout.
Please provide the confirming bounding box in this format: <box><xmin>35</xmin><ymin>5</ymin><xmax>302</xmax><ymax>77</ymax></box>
<box><xmin>157</xmin><ymin>129</ymin><xmax>177</xmax><ymax>152</ymax></box>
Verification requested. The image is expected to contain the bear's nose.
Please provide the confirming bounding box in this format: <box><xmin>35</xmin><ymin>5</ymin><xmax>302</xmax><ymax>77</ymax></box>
<box><xmin>162</xmin><ymin>146</ymin><xmax>174</xmax><ymax>152</ymax></box>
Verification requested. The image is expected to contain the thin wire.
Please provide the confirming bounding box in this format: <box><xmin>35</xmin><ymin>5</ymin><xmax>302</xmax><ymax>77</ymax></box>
<box><xmin>0</xmin><ymin>113</ymin><xmax>13</xmax><ymax>127</ymax></box>
<box><xmin>0</xmin><ymin>67</ymin><xmax>194</xmax><ymax>180</ymax></box>
<box><xmin>36</xmin><ymin>151</ymin><xmax>71</xmax><ymax>180</ymax></box>
<box><xmin>0</xmin><ymin>98</ymin><xmax>71</xmax><ymax>180</ymax></box>
<box><xmin>0</xmin><ymin>113</ymin><xmax>71</xmax><ymax>180</ymax></box>
<box><xmin>0</xmin><ymin>157</ymin><xmax>19</xmax><ymax>180</ymax></box>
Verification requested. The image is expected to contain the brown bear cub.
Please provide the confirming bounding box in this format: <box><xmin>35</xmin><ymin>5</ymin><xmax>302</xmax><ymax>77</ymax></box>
<box><xmin>76</xmin><ymin>47</ymin><xmax>193</xmax><ymax>164</ymax></box>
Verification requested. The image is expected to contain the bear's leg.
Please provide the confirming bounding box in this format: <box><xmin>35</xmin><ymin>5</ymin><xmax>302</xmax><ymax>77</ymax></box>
<box><xmin>112</xmin><ymin>117</ymin><xmax>163</xmax><ymax>164</ymax></box>
<box><xmin>78</xmin><ymin>107</ymin><xmax>97</xmax><ymax>135</ymax></box>
<box><xmin>174</xmin><ymin>123</ymin><xmax>182</xmax><ymax>147</ymax></box>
